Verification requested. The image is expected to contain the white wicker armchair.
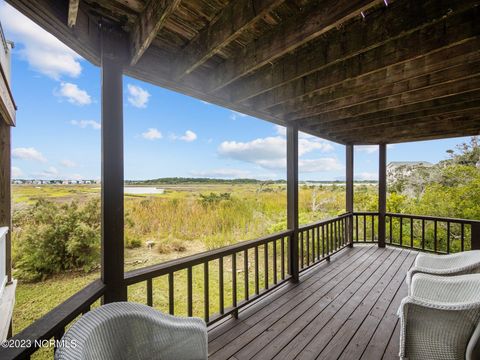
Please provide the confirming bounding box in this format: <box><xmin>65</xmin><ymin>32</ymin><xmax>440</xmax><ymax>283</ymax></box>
<box><xmin>55</xmin><ymin>302</ymin><xmax>207</xmax><ymax>360</ymax></box>
<box><xmin>406</xmin><ymin>250</ymin><xmax>480</xmax><ymax>289</ymax></box>
<box><xmin>398</xmin><ymin>274</ymin><xmax>480</xmax><ymax>360</ymax></box>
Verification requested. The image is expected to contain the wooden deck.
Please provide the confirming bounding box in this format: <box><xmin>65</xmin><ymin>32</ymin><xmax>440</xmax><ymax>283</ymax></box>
<box><xmin>208</xmin><ymin>244</ymin><xmax>417</xmax><ymax>360</ymax></box>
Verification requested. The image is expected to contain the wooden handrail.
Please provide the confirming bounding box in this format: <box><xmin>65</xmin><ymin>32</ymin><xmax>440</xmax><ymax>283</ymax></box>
<box><xmin>125</xmin><ymin>229</ymin><xmax>293</xmax><ymax>285</ymax></box>
<box><xmin>0</xmin><ymin>279</ymin><xmax>105</xmax><ymax>359</ymax></box>
<box><xmin>386</xmin><ymin>212</ymin><xmax>480</xmax><ymax>225</ymax></box>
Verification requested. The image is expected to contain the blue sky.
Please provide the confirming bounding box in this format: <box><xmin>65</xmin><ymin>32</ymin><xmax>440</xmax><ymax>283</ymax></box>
<box><xmin>0</xmin><ymin>2</ymin><xmax>470</xmax><ymax>181</ymax></box>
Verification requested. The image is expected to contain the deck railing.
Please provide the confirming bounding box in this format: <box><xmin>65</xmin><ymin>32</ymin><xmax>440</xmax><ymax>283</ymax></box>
<box><xmin>1</xmin><ymin>212</ymin><xmax>479</xmax><ymax>359</ymax></box>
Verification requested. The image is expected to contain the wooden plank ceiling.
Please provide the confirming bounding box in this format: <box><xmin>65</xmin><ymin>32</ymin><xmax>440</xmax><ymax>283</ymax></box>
<box><xmin>6</xmin><ymin>0</ymin><xmax>480</xmax><ymax>144</ymax></box>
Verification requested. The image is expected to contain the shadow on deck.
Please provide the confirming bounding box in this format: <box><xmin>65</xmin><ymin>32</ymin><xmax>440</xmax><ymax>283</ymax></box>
<box><xmin>208</xmin><ymin>245</ymin><xmax>417</xmax><ymax>360</ymax></box>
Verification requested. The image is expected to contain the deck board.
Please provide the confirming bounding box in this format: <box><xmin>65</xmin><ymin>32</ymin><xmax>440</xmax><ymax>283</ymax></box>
<box><xmin>208</xmin><ymin>245</ymin><xmax>417</xmax><ymax>360</ymax></box>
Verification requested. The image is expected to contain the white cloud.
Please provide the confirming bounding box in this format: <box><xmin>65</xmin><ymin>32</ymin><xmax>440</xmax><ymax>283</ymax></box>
<box><xmin>36</xmin><ymin>166</ymin><xmax>59</xmax><ymax>178</ymax></box>
<box><xmin>55</xmin><ymin>82</ymin><xmax>91</xmax><ymax>105</ymax></box>
<box><xmin>299</xmin><ymin>158</ymin><xmax>343</xmax><ymax>173</ymax></box>
<box><xmin>190</xmin><ymin>168</ymin><xmax>252</xmax><ymax>179</ymax></box>
<box><xmin>218</xmin><ymin>134</ymin><xmax>334</xmax><ymax>170</ymax></box>
<box><xmin>356</xmin><ymin>145</ymin><xmax>379</xmax><ymax>154</ymax></box>
<box><xmin>70</xmin><ymin>120</ymin><xmax>101</xmax><ymax>130</ymax></box>
<box><xmin>142</xmin><ymin>128</ymin><xmax>162</xmax><ymax>140</ymax></box>
<box><xmin>60</xmin><ymin>159</ymin><xmax>77</xmax><ymax>168</ymax></box>
<box><xmin>127</xmin><ymin>84</ymin><xmax>150</xmax><ymax>108</ymax></box>
<box><xmin>230</xmin><ymin>111</ymin><xmax>249</xmax><ymax>120</ymax></box>
<box><xmin>357</xmin><ymin>172</ymin><xmax>378</xmax><ymax>181</ymax></box>
<box><xmin>12</xmin><ymin>166</ymin><xmax>22</xmax><ymax>177</ymax></box>
<box><xmin>0</xmin><ymin>3</ymin><xmax>82</xmax><ymax>79</ymax></box>
<box><xmin>12</xmin><ymin>147</ymin><xmax>47</xmax><ymax>162</ymax></box>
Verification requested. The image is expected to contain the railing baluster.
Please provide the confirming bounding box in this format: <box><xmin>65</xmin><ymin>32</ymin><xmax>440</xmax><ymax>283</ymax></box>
<box><xmin>299</xmin><ymin>231</ymin><xmax>304</xmax><ymax>269</ymax></box>
<box><xmin>422</xmin><ymin>219</ymin><xmax>425</xmax><ymax>250</ymax></box>
<box><xmin>244</xmin><ymin>250</ymin><xmax>249</xmax><ymax>300</ymax></box>
<box><xmin>306</xmin><ymin>230</ymin><xmax>310</xmax><ymax>266</ymax></box>
<box><xmin>434</xmin><ymin>220</ymin><xmax>438</xmax><ymax>253</ymax></box>
<box><xmin>281</xmin><ymin>237</ymin><xmax>285</xmax><ymax>280</ymax></box>
<box><xmin>316</xmin><ymin>226</ymin><xmax>320</xmax><ymax>260</ymax></box>
<box><xmin>232</xmin><ymin>253</ymin><xmax>237</xmax><ymax>309</ymax></box>
<box><xmin>399</xmin><ymin>217</ymin><xmax>403</xmax><ymax>247</ymax></box>
<box><xmin>147</xmin><ymin>278</ymin><xmax>153</xmax><ymax>307</ymax></box>
<box><xmin>54</xmin><ymin>328</ymin><xmax>65</xmax><ymax>353</ymax></box>
<box><xmin>461</xmin><ymin>223</ymin><xmax>465</xmax><ymax>251</ymax></box>
<box><xmin>254</xmin><ymin>246</ymin><xmax>259</xmax><ymax>295</ymax></box>
<box><xmin>187</xmin><ymin>267</ymin><xmax>193</xmax><ymax>317</ymax></box>
<box><xmin>219</xmin><ymin>257</ymin><xmax>224</xmax><ymax>315</ymax></box>
<box><xmin>322</xmin><ymin>225</ymin><xmax>325</xmax><ymax>258</ymax></box>
<box><xmin>355</xmin><ymin>215</ymin><xmax>359</xmax><ymax>242</ymax></box>
<box><xmin>82</xmin><ymin>305</ymin><xmax>91</xmax><ymax>315</ymax></box>
<box><xmin>204</xmin><ymin>262</ymin><xmax>209</xmax><ymax>322</ymax></box>
<box><xmin>410</xmin><ymin>218</ymin><xmax>414</xmax><ymax>248</ymax></box>
<box><xmin>168</xmin><ymin>272</ymin><xmax>174</xmax><ymax>315</ymax></box>
<box><xmin>371</xmin><ymin>215</ymin><xmax>375</xmax><ymax>241</ymax></box>
<box><xmin>389</xmin><ymin>215</ymin><xmax>392</xmax><ymax>244</ymax></box>
<box><xmin>264</xmin><ymin>243</ymin><xmax>269</xmax><ymax>289</ymax></box>
<box><xmin>447</xmin><ymin>222</ymin><xmax>451</xmax><ymax>254</ymax></box>
<box><xmin>363</xmin><ymin>215</ymin><xmax>367</xmax><ymax>242</ymax></box>
<box><xmin>335</xmin><ymin>220</ymin><xmax>338</xmax><ymax>250</ymax></box>
<box><xmin>273</xmin><ymin>240</ymin><xmax>277</xmax><ymax>285</ymax></box>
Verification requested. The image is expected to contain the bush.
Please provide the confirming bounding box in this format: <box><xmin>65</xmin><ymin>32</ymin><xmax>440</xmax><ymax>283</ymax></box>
<box><xmin>13</xmin><ymin>199</ymin><xmax>100</xmax><ymax>281</ymax></box>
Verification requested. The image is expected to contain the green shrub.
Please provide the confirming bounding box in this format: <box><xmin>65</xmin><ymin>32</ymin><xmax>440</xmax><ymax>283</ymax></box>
<box><xmin>12</xmin><ymin>199</ymin><xmax>100</xmax><ymax>281</ymax></box>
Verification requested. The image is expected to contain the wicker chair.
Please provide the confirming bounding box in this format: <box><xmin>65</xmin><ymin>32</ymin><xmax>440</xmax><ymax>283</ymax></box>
<box><xmin>406</xmin><ymin>250</ymin><xmax>480</xmax><ymax>289</ymax></box>
<box><xmin>398</xmin><ymin>273</ymin><xmax>480</xmax><ymax>360</ymax></box>
<box><xmin>55</xmin><ymin>302</ymin><xmax>207</xmax><ymax>360</ymax></box>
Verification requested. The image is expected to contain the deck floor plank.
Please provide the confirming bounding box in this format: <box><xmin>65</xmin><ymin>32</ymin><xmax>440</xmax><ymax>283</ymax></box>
<box><xmin>207</xmin><ymin>245</ymin><xmax>417</xmax><ymax>360</ymax></box>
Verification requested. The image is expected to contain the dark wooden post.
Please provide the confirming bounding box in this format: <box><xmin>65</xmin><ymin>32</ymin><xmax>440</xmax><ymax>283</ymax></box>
<box><xmin>378</xmin><ymin>144</ymin><xmax>387</xmax><ymax>247</ymax></box>
<box><xmin>346</xmin><ymin>144</ymin><xmax>354</xmax><ymax>247</ymax></box>
<box><xmin>287</xmin><ymin>123</ymin><xmax>299</xmax><ymax>283</ymax></box>
<box><xmin>0</xmin><ymin>119</ymin><xmax>11</xmax><ymax>283</ymax></box>
<box><xmin>100</xmin><ymin>23</ymin><xmax>128</xmax><ymax>303</ymax></box>
<box><xmin>472</xmin><ymin>222</ymin><xmax>480</xmax><ymax>250</ymax></box>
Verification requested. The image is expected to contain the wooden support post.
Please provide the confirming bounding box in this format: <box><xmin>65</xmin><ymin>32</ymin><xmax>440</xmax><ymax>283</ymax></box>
<box><xmin>378</xmin><ymin>144</ymin><xmax>387</xmax><ymax>248</ymax></box>
<box><xmin>0</xmin><ymin>120</ymin><xmax>11</xmax><ymax>283</ymax></box>
<box><xmin>100</xmin><ymin>23</ymin><xmax>128</xmax><ymax>303</ymax></box>
<box><xmin>287</xmin><ymin>123</ymin><xmax>299</xmax><ymax>283</ymax></box>
<box><xmin>346</xmin><ymin>144</ymin><xmax>354</xmax><ymax>247</ymax></box>
<box><xmin>472</xmin><ymin>222</ymin><xmax>480</xmax><ymax>250</ymax></box>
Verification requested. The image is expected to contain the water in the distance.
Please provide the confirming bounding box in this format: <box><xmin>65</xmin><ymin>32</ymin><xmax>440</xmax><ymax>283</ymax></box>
<box><xmin>124</xmin><ymin>187</ymin><xmax>165</xmax><ymax>195</ymax></box>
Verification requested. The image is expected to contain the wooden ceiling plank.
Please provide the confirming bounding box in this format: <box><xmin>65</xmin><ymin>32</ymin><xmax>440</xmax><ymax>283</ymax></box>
<box><xmin>246</xmin><ymin>4</ymin><xmax>480</xmax><ymax>111</ymax></box>
<box><xmin>286</xmin><ymin>59</ymin><xmax>480</xmax><ymax>120</ymax></box>
<box><xmin>294</xmin><ymin>74</ymin><xmax>480</xmax><ymax>126</ymax></box>
<box><xmin>203</xmin><ymin>0</ymin><xmax>382</xmax><ymax>92</ymax></box>
<box><xmin>305</xmin><ymin>96</ymin><xmax>480</xmax><ymax>134</ymax></box>
<box><xmin>231</xmin><ymin>0</ymin><xmax>476</xmax><ymax>103</ymax></box>
<box><xmin>130</xmin><ymin>0</ymin><xmax>181</xmax><ymax>65</ymax></box>
<box><xmin>269</xmin><ymin>42</ymin><xmax>480</xmax><ymax>117</ymax></box>
<box><xmin>173</xmin><ymin>0</ymin><xmax>286</xmax><ymax>80</ymax></box>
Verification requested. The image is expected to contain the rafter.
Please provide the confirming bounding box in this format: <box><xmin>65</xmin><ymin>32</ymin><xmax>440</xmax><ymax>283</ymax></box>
<box><xmin>231</xmin><ymin>0</ymin><xmax>476</xmax><ymax>104</ymax></box>
<box><xmin>173</xmin><ymin>0</ymin><xmax>285</xmax><ymax>80</ymax></box>
<box><xmin>201</xmin><ymin>0</ymin><xmax>382</xmax><ymax>93</ymax></box>
<box><xmin>130</xmin><ymin>0</ymin><xmax>181</xmax><ymax>65</ymax></box>
<box><xmin>244</xmin><ymin>4</ymin><xmax>480</xmax><ymax>111</ymax></box>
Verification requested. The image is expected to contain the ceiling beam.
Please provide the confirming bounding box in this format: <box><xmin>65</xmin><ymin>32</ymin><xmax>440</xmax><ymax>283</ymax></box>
<box><xmin>286</xmin><ymin>59</ymin><xmax>480</xmax><ymax>121</ymax></box>
<box><xmin>130</xmin><ymin>0</ymin><xmax>181</xmax><ymax>65</ymax></box>
<box><xmin>67</xmin><ymin>0</ymin><xmax>79</xmax><ymax>28</ymax></box>
<box><xmin>201</xmin><ymin>0</ymin><xmax>382</xmax><ymax>93</ymax></box>
<box><xmin>173</xmin><ymin>0</ymin><xmax>285</xmax><ymax>80</ymax></box>
<box><xmin>246</xmin><ymin>4</ymin><xmax>480</xmax><ymax>111</ymax></box>
<box><xmin>231</xmin><ymin>0</ymin><xmax>475</xmax><ymax>104</ymax></box>
<box><xmin>268</xmin><ymin>41</ymin><xmax>480</xmax><ymax>117</ymax></box>
<box><xmin>304</xmin><ymin>96</ymin><xmax>480</xmax><ymax>134</ymax></box>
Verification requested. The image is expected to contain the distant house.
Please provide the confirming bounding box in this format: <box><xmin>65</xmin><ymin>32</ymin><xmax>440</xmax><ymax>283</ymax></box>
<box><xmin>387</xmin><ymin>161</ymin><xmax>433</xmax><ymax>183</ymax></box>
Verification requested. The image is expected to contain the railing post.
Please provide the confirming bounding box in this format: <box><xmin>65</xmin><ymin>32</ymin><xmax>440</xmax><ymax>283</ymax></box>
<box><xmin>472</xmin><ymin>222</ymin><xmax>480</xmax><ymax>250</ymax></box>
<box><xmin>378</xmin><ymin>144</ymin><xmax>387</xmax><ymax>247</ymax></box>
<box><xmin>100</xmin><ymin>22</ymin><xmax>128</xmax><ymax>303</ymax></box>
<box><xmin>0</xmin><ymin>119</ymin><xmax>11</xmax><ymax>283</ymax></box>
<box><xmin>287</xmin><ymin>123</ymin><xmax>299</xmax><ymax>283</ymax></box>
<box><xmin>346</xmin><ymin>144</ymin><xmax>354</xmax><ymax>247</ymax></box>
